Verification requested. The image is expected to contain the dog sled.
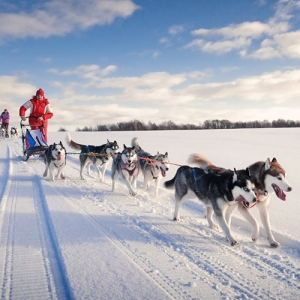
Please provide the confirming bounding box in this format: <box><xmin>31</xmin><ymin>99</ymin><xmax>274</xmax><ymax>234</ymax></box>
<box><xmin>20</xmin><ymin>120</ymin><xmax>48</xmax><ymax>161</ymax></box>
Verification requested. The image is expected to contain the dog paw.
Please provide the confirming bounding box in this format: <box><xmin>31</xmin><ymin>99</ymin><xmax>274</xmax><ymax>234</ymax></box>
<box><xmin>270</xmin><ymin>241</ymin><xmax>280</xmax><ymax>248</ymax></box>
<box><xmin>43</xmin><ymin>172</ymin><xmax>47</xmax><ymax>177</ymax></box>
<box><xmin>230</xmin><ymin>240</ymin><xmax>239</xmax><ymax>246</ymax></box>
<box><xmin>173</xmin><ymin>217</ymin><xmax>180</xmax><ymax>221</ymax></box>
<box><xmin>252</xmin><ymin>238</ymin><xmax>258</xmax><ymax>243</ymax></box>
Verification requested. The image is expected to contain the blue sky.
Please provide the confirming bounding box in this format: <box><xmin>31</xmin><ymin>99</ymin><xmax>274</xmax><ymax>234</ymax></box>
<box><xmin>1</xmin><ymin>0</ymin><xmax>300</xmax><ymax>131</ymax></box>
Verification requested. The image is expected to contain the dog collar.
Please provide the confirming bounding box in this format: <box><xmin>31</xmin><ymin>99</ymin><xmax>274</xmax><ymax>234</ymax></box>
<box><xmin>122</xmin><ymin>163</ymin><xmax>138</xmax><ymax>176</ymax></box>
<box><xmin>53</xmin><ymin>161</ymin><xmax>65</xmax><ymax>168</ymax></box>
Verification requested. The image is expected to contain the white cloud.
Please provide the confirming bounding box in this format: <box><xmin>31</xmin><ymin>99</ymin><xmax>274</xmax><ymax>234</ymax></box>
<box><xmin>152</xmin><ymin>51</ymin><xmax>160</xmax><ymax>59</ymax></box>
<box><xmin>186</xmin><ymin>0</ymin><xmax>300</xmax><ymax>59</ymax></box>
<box><xmin>186</xmin><ymin>37</ymin><xmax>251</xmax><ymax>54</ymax></box>
<box><xmin>5</xmin><ymin>68</ymin><xmax>298</xmax><ymax>131</ymax></box>
<box><xmin>168</xmin><ymin>25</ymin><xmax>184</xmax><ymax>35</ymax></box>
<box><xmin>0</xmin><ymin>0</ymin><xmax>139</xmax><ymax>41</ymax></box>
<box><xmin>191</xmin><ymin>21</ymin><xmax>273</xmax><ymax>38</ymax></box>
<box><xmin>49</xmin><ymin>64</ymin><xmax>117</xmax><ymax>79</ymax></box>
<box><xmin>49</xmin><ymin>68</ymin><xmax>300</xmax><ymax>107</ymax></box>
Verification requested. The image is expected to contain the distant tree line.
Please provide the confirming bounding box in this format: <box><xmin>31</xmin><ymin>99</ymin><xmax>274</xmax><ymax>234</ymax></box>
<box><xmin>65</xmin><ymin>119</ymin><xmax>300</xmax><ymax>132</ymax></box>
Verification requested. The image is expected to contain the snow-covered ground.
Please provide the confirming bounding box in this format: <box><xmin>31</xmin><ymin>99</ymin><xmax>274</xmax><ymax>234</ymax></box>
<box><xmin>0</xmin><ymin>128</ymin><xmax>299</xmax><ymax>300</ymax></box>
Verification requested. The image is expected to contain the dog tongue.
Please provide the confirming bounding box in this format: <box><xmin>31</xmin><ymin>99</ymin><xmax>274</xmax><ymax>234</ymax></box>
<box><xmin>160</xmin><ymin>168</ymin><xmax>166</xmax><ymax>177</ymax></box>
<box><xmin>57</xmin><ymin>154</ymin><xmax>61</xmax><ymax>161</ymax></box>
<box><xmin>235</xmin><ymin>195</ymin><xmax>246</xmax><ymax>202</ymax></box>
<box><xmin>272</xmin><ymin>184</ymin><xmax>286</xmax><ymax>201</ymax></box>
<box><xmin>275</xmin><ymin>187</ymin><xmax>286</xmax><ymax>200</ymax></box>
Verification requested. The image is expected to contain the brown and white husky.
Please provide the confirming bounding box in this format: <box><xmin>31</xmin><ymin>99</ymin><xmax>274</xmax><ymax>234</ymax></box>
<box><xmin>189</xmin><ymin>154</ymin><xmax>292</xmax><ymax>247</ymax></box>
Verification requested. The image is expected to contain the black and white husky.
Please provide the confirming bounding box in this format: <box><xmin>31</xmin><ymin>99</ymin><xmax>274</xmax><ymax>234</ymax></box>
<box><xmin>164</xmin><ymin>161</ymin><xmax>257</xmax><ymax>246</ymax></box>
<box><xmin>10</xmin><ymin>127</ymin><xmax>19</xmax><ymax>139</ymax></box>
<box><xmin>189</xmin><ymin>154</ymin><xmax>292</xmax><ymax>247</ymax></box>
<box><xmin>111</xmin><ymin>145</ymin><xmax>139</xmax><ymax>196</ymax></box>
<box><xmin>43</xmin><ymin>142</ymin><xmax>66</xmax><ymax>181</ymax></box>
<box><xmin>66</xmin><ymin>133</ymin><xmax>119</xmax><ymax>181</ymax></box>
<box><xmin>131</xmin><ymin>137</ymin><xmax>169</xmax><ymax>195</ymax></box>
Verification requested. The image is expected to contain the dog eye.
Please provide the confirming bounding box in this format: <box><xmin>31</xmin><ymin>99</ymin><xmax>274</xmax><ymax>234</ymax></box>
<box><xmin>243</xmin><ymin>187</ymin><xmax>250</xmax><ymax>192</ymax></box>
<box><xmin>277</xmin><ymin>177</ymin><xmax>282</xmax><ymax>181</ymax></box>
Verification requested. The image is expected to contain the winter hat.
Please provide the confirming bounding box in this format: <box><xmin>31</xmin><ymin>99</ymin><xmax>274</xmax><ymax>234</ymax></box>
<box><xmin>36</xmin><ymin>88</ymin><xmax>44</xmax><ymax>97</ymax></box>
<box><xmin>4</xmin><ymin>109</ymin><xmax>7</xmax><ymax>112</ymax></box>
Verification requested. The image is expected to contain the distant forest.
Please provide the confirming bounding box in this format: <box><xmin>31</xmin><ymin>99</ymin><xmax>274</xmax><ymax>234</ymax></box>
<box><xmin>58</xmin><ymin>118</ymin><xmax>300</xmax><ymax>132</ymax></box>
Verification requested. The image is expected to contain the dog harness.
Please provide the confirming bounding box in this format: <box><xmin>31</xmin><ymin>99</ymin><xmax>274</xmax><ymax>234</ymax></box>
<box><xmin>122</xmin><ymin>162</ymin><xmax>138</xmax><ymax>176</ymax></box>
<box><xmin>114</xmin><ymin>155</ymin><xmax>137</xmax><ymax>176</ymax></box>
<box><xmin>192</xmin><ymin>168</ymin><xmax>204</xmax><ymax>194</ymax></box>
<box><xmin>86</xmin><ymin>145</ymin><xmax>111</xmax><ymax>165</ymax></box>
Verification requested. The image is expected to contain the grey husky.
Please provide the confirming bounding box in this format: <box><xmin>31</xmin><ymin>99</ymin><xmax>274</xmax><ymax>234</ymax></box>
<box><xmin>131</xmin><ymin>137</ymin><xmax>169</xmax><ymax>195</ymax></box>
<box><xmin>111</xmin><ymin>145</ymin><xmax>139</xmax><ymax>196</ymax></box>
<box><xmin>164</xmin><ymin>161</ymin><xmax>257</xmax><ymax>246</ymax></box>
<box><xmin>190</xmin><ymin>154</ymin><xmax>292</xmax><ymax>247</ymax></box>
<box><xmin>66</xmin><ymin>133</ymin><xmax>119</xmax><ymax>181</ymax></box>
<box><xmin>43</xmin><ymin>142</ymin><xmax>66</xmax><ymax>181</ymax></box>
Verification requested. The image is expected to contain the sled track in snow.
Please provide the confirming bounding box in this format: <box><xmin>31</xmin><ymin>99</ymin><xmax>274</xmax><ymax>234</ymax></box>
<box><xmin>57</xmin><ymin>160</ymin><xmax>300</xmax><ymax>300</ymax></box>
<box><xmin>0</xmin><ymin>143</ymin><xmax>72</xmax><ymax>300</ymax></box>
<box><xmin>4</xmin><ymin>141</ymin><xmax>299</xmax><ymax>299</ymax></box>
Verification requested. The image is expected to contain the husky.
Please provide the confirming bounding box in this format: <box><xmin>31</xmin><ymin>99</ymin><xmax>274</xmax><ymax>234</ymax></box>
<box><xmin>164</xmin><ymin>161</ymin><xmax>257</xmax><ymax>246</ymax></box>
<box><xmin>66</xmin><ymin>133</ymin><xmax>119</xmax><ymax>181</ymax></box>
<box><xmin>111</xmin><ymin>145</ymin><xmax>139</xmax><ymax>196</ymax></box>
<box><xmin>131</xmin><ymin>137</ymin><xmax>169</xmax><ymax>195</ymax></box>
<box><xmin>10</xmin><ymin>127</ymin><xmax>19</xmax><ymax>139</ymax></box>
<box><xmin>190</xmin><ymin>154</ymin><xmax>292</xmax><ymax>247</ymax></box>
<box><xmin>43</xmin><ymin>142</ymin><xmax>66</xmax><ymax>181</ymax></box>
<box><xmin>1</xmin><ymin>128</ymin><xmax>6</xmax><ymax>138</ymax></box>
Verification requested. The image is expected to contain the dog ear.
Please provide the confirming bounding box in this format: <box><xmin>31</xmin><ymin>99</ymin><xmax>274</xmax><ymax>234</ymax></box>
<box><xmin>123</xmin><ymin>144</ymin><xmax>127</xmax><ymax>150</ymax></box>
<box><xmin>271</xmin><ymin>157</ymin><xmax>277</xmax><ymax>163</ymax></box>
<box><xmin>245</xmin><ymin>167</ymin><xmax>250</xmax><ymax>177</ymax></box>
<box><xmin>165</xmin><ymin>152</ymin><xmax>168</xmax><ymax>157</ymax></box>
<box><xmin>264</xmin><ymin>158</ymin><xmax>271</xmax><ymax>171</ymax></box>
<box><xmin>233</xmin><ymin>168</ymin><xmax>238</xmax><ymax>182</ymax></box>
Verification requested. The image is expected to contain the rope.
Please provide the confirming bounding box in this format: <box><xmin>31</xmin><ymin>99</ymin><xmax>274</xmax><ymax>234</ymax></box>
<box><xmin>66</xmin><ymin>152</ymin><xmax>183</xmax><ymax>167</ymax></box>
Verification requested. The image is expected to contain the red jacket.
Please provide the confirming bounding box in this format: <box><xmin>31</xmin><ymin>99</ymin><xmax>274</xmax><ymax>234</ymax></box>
<box><xmin>19</xmin><ymin>97</ymin><xmax>53</xmax><ymax>141</ymax></box>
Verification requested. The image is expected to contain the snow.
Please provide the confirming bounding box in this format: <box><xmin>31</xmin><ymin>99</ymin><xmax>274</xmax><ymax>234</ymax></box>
<box><xmin>0</xmin><ymin>128</ymin><xmax>299</xmax><ymax>299</ymax></box>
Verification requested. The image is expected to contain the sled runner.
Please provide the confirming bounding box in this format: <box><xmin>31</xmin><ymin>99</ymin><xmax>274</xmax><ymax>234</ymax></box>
<box><xmin>20</xmin><ymin>120</ymin><xmax>48</xmax><ymax>161</ymax></box>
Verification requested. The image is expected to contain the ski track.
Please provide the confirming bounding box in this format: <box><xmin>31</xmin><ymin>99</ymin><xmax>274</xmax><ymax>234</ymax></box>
<box><xmin>0</xmin><ymin>138</ymin><xmax>299</xmax><ymax>299</ymax></box>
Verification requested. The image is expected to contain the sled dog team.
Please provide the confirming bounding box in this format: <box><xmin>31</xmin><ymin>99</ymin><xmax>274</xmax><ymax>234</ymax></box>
<box><xmin>0</xmin><ymin>127</ymin><xmax>19</xmax><ymax>139</ymax></box>
<box><xmin>42</xmin><ymin>133</ymin><xmax>292</xmax><ymax>248</ymax></box>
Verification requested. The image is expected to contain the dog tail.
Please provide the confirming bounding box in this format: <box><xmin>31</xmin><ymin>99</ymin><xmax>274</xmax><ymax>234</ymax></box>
<box><xmin>188</xmin><ymin>153</ymin><xmax>228</xmax><ymax>173</ymax></box>
<box><xmin>65</xmin><ymin>133</ymin><xmax>84</xmax><ymax>150</ymax></box>
<box><xmin>188</xmin><ymin>153</ymin><xmax>213</xmax><ymax>170</ymax></box>
<box><xmin>164</xmin><ymin>169</ymin><xmax>179</xmax><ymax>189</ymax></box>
<box><xmin>131</xmin><ymin>137</ymin><xmax>142</xmax><ymax>152</ymax></box>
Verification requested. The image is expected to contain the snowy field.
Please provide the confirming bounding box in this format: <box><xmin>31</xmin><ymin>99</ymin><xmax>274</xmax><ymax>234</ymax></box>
<box><xmin>0</xmin><ymin>128</ymin><xmax>299</xmax><ymax>299</ymax></box>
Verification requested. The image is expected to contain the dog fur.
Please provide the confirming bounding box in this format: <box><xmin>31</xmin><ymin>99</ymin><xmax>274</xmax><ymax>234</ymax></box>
<box><xmin>10</xmin><ymin>127</ymin><xmax>19</xmax><ymax>139</ymax></box>
<box><xmin>66</xmin><ymin>133</ymin><xmax>119</xmax><ymax>181</ymax></box>
<box><xmin>1</xmin><ymin>128</ymin><xmax>6</xmax><ymax>138</ymax></box>
<box><xmin>111</xmin><ymin>145</ymin><xmax>139</xmax><ymax>196</ymax></box>
<box><xmin>131</xmin><ymin>137</ymin><xmax>169</xmax><ymax>195</ymax></box>
<box><xmin>189</xmin><ymin>154</ymin><xmax>293</xmax><ymax>247</ymax></box>
<box><xmin>43</xmin><ymin>142</ymin><xmax>66</xmax><ymax>181</ymax></box>
<box><xmin>164</xmin><ymin>159</ymin><xmax>257</xmax><ymax>246</ymax></box>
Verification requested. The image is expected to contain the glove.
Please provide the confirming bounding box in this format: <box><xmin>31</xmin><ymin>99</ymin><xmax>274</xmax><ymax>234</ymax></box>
<box><xmin>21</xmin><ymin>116</ymin><xmax>26</xmax><ymax>121</ymax></box>
<box><xmin>37</xmin><ymin>116</ymin><xmax>43</xmax><ymax>121</ymax></box>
